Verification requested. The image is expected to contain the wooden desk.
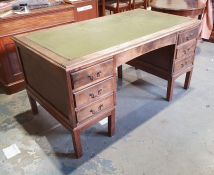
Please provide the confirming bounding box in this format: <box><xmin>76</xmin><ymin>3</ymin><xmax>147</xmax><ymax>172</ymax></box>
<box><xmin>150</xmin><ymin>0</ymin><xmax>206</xmax><ymax>18</ymax></box>
<box><xmin>13</xmin><ymin>9</ymin><xmax>200</xmax><ymax>158</ymax></box>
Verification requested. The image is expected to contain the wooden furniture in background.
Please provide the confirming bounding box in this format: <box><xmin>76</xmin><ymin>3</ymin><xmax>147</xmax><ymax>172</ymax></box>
<box><xmin>208</xmin><ymin>0</ymin><xmax>214</xmax><ymax>42</ymax></box>
<box><xmin>104</xmin><ymin>0</ymin><xmax>131</xmax><ymax>14</ymax></box>
<box><xmin>0</xmin><ymin>5</ymin><xmax>77</xmax><ymax>94</ymax></box>
<box><xmin>99</xmin><ymin>0</ymin><xmax>147</xmax><ymax>16</ymax></box>
<box><xmin>150</xmin><ymin>0</ymin><xmax>206</xmax><ymax>18</ymax></box>
<box><xmin>65</xmin><ymin>0</ymin><xmax>98</xmax><ymax>21</ymax></box>
<box><xmin>132</xmin><ymin>0</ymin><xmax>147</xmax><ymax>9</ymax></box>
<box><xmin>14</xmin><ymin>9</ymin><xmax>200</xmax><ymax>158</ymax></box>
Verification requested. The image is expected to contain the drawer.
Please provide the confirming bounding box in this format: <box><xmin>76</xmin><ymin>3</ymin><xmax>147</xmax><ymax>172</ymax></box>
<box><xmin>76</xmin><ymin>94</ymin><xmax>114</xmax><ymax>123</ymax></box>
<box><xmin>71</xmin><ymin>59</ymin><xmax>113</xmax><ymax>90</ymax></box>
<box><xmin>74</xmin><ymin>77</ymin><xmax>114</xmax><ymax>108</ymax></box>
<box><xmin>73</xmin><ymin>0</ymin><xmax>98</xmax><ymax>22</ymax></box>
<box><xmin>178</xmin><ymin>27</ymin><xmax>199</xmax><ymax>44</ymax></box>
<box><xmin>173</xmin><ymin>57</ymin><xmax>194</xmax><ymax>73</ymax></box>
<box><xmin>176</xmin><ymin>39</ymin><xmax>196</xmax><ymax>61</ymax></box>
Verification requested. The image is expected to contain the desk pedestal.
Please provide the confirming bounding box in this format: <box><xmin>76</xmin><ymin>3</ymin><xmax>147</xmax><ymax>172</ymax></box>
<box><xmin>125</xmin><ymin>27</ymin><xmax>199</xmax><ymax>101</ymax></box>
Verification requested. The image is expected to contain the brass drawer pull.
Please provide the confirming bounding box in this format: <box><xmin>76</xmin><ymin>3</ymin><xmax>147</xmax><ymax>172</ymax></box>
<box><xmin>90</xmin><ymin>104</ymin><xmax>104</xmax><ymax>115</ymax></box>
<box><xmin>185</xmin><ymin>33</ymin><xmax>194</xmax><ymax>40</ymax></box>
<box><xmin>89</xmin><ymin>93</ymin><xmax>96</xmax><ymax>98</ymax></box>
<box><xmin>89</xmin><ymin>88</ymin><xmax>103</xmax><ymax>98</ymax></box>
<box><xmin>98</xmin><ymin>104</ymin><xmax>103</xmax><ymax>110</ymax></box>
<box><xmin>190</xmin><ymin>33</ymin><xmax>194</xmax><ymax>37</ymax></box>
<box><xmin>186</xmin><ymin>36</ymin><xmax>190</xmax><ymax>40</ymax></box>
<box><xmin>88</xmin><ymin>71</ymin><xmax>102</xmax><ymax>81</ymax></box>
<box><xmin>88</xmin><ymin>75</ymin><xmax>94</xmax><ymax>80</ymax></box>
<box><xmin>183</xmin><ymin>48</ymin><xmax>191</xmax><ymax>54</ymax></box>
<box><xmin>181</xmin><ymin>61</ymin><xmax>188</xmax><ymax>68</ymax></box>
<box><xmin>90</xmin><ymin>109</ymin><xmax>96</xmax><ymax>115</ymax></box>
<box><xmin>98</xmin><ymin>88</ymin><xmax>103</xmax><ymax>95</ymax></box>
<box><xmin>97</xmin><ymin>71</ymin><xmax>101</xmax><ymax>77</ymax></box>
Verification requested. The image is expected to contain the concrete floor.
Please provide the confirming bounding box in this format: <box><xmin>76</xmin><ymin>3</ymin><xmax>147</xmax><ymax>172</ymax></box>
<box><xmin>0</xmin><ymin>41</ymin><xmax>214</xmax><ymax>175</ymax></box>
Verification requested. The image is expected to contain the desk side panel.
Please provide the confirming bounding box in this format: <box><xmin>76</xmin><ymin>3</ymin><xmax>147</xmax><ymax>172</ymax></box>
<box><xmin>17</xmin><ymin>45</ymin><xmax>70</xmax><ymax>119</ymax></box>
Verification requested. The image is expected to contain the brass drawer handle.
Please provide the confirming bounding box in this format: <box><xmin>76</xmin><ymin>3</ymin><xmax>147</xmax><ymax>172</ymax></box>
<box><xmin>89</xmin><ymin>89</ymin><xmax>103</xmax><ymax>98</ymax></box>
<box><xmin>98</xmin><ymin>104</ymin><xmax>104</xmax><ymax>110</ymax></box>
<box><xmin>181</xmin><ymin>61</ymin><xmax>188</xmax><ymax>68</ymax></box>
<box><xmin>90</xmin><ymin>109</ymin><xmax>96</xmax><ymax>115</ymax></box>
<box><xmin>88</xmin><ymin>71</ymin><xmax>102</xmax><ymax>81</ymax></box>
<box><xmin>90</xmin><ymin>104</ymin><xmax>104</xmax><ymax>115</ymax></box>
<box><xmin>88</xmin><ymin>75</ymin><xmax>94</xmax><ymax>81</ymax></box>
<box><xmin>185</xmin><ymin>33</ymin><xmax>194</xmax><ymax>40</ymax></box>
<box><xmin>98</xmin><ymin>88</ymin><xmax>103</xmax><ymax>95</ymax></box>
<box><xmin>89</xmin><ymin>93</ymin><xmax>96</xmax><ymax>98</ymax></box>
<box><xmin>97</xmin><ymin>71</ymin><xmax>102</xmax><ymax>77</ymax></box>
<box><xmin>183</xmin><ymin>48</ymin><xmax>190</xmax><ymax>54</ymax></box>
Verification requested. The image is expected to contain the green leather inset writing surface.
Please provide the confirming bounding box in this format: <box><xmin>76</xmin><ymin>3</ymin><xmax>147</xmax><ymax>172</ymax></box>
<box><xmin>26</xmin><ymin>9</ymin><xmax>191</xmax><ymax>60</ymax></box>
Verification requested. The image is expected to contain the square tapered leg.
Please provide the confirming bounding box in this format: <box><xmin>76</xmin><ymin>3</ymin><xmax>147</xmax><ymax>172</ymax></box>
<box><xmin>72</xmin><ymin>129</ymin><xmax>82</xmax><ymax>158</ymax></box>
<box><xmin>166</xmin><ymin>78</ymin><xmax>175</xmax><ymax>101</ymax></box>
<box><xmin>184</xmin><ymin>70</ymin><xmax>193</xmax><ymax>89</ymax></box>
<box><xmin>27</xmin><ymin>92</ymin><xmax>38</xmax><ymax>115</ymax></box>
<box><xmin>108</xmin><ymin>109</ymin><xmax>115</xmax><ymax>137</ymax></box>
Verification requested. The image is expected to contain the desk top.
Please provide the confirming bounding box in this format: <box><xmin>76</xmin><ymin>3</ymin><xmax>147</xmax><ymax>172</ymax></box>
<box><xmin>14</xmin><ymin>9</ymin><xmax>200</xmax><ymax>68</ymax></box>
<box><xmin>150</xmin><ymin>0</ymin><xmax>206</xmax><ymax>11</ymax></box>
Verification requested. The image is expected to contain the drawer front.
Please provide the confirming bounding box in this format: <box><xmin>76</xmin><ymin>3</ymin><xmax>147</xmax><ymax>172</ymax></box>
<box><xmin>71</xmin><ymin>59</ymin><xmax>113</xmax><ymax>89</ymax></box>
<box><xmin>74</xmin><ymin>78</ymin><xmax>114</xmax><ymax>108</ymax></box>
<box><xmin>74</xmin><ymin>0</ymin><xmax>98</xmax><ymax>21</ymax></box>
<box><xmin>176</xmin><ymin>39</ymin><xmax>196</xmax><ymax>61</ymax></box>
<box><xmin>174</xmin><ymin>57</ymin><xmax>194</xmax><ymax>73</ymax></box>
<box><xmin>178</xmin><ymin>27</ymin><xmax>199</xmax><ymax>44</ymax></box>
<box><xmin>76</xmin><ymin>94</ymin><xmax>114</xmax><ymax>123</ymax></box>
